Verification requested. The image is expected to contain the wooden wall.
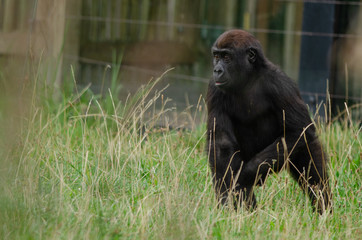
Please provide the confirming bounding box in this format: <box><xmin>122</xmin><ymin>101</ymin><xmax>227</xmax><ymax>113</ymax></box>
<box><xmin>2</xmin><ymin>0</ymin><xmax>359</xmax><ymax>111</ymax></box>
<box><xmin>0</xmin><ymin>0</ymin><xmax>69</xmax><ymax>89</ymax></box>
<box><xmin>0</xmin><ymin>0</ymin><xmax>305</xmax><ymax>85</ymax></box>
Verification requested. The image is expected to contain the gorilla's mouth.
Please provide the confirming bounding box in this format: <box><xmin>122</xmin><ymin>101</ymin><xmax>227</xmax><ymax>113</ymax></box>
<box><xmin>215</xmin><ymin>80</ymin><xmax>227</xmax><ymax>87</ymax></box>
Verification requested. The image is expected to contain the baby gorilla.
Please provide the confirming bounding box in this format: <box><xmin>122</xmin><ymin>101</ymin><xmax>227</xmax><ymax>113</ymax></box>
<box><xmin>206</xmin><ymin>29</ymin><xmax>331</xmax><ymax>214</ymax></box>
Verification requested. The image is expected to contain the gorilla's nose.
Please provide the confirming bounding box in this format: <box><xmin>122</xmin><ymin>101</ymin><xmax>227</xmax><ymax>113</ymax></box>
<box><xmin>213</xmin><ymin>66</ymin><xmax>224</xmax><ymax>78</ymax></box>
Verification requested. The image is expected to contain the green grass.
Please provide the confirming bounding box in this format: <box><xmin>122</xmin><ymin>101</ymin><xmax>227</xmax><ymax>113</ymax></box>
<box><xmin>0</xmin><ymin>72</ymin><xmax>361</xmax><ymax>239</ymax></box>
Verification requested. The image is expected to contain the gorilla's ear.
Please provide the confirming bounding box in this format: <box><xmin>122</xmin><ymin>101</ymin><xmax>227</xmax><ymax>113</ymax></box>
<box><xmin>248</xmin><ymin>47</ymin><xmax>257</xmax><ymax>63</ymax></box>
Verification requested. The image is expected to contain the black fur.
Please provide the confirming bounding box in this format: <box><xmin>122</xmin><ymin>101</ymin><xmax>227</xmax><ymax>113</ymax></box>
<box><xmin>206</xmin><ymin>29</ymin><xmax>331</xmax><ymax>213</ymax></box>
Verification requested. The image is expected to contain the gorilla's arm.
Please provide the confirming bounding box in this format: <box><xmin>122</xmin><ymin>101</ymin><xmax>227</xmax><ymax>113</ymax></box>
<box><xmin>239</xmin><ymin>76</ymin><xmax>316</xmax><ymax>186</ymax></box>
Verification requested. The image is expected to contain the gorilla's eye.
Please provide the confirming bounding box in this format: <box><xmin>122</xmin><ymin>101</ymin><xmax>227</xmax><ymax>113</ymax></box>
<box><xmin>223</xmin><ymin>54</ymin><xmax>231</xmax><ymax>63</ymax></box>
<box><xmin>213</xmin><ymin>54</ymin><xmax>220</xmax><ymax>61</ymax></box>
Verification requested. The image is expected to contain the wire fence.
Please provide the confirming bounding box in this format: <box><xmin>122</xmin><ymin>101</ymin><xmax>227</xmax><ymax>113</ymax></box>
<box><xmin>65</xmin><ymin>0</ymin><xmax>362</xmax><ymax>106</ymax></box>
<box><xmin>64</xmin><ymin>54</ymin><xmax>362</xmax><ymax>103</ymax></box>
<box><xmin>2</xmin><ymin>0</ymin><xmax>361</xmax><ymax>104</ymax></box>
<box><xmin>64</xmin><ymin>0</ymin><xmax>362</xmax><ymax>104</ymax></box>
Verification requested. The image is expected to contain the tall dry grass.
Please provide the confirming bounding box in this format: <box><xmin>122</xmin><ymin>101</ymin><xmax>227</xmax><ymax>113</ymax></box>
<box><xmin>0</xmin><ymin>66</ymin><xmax>361</xmax><ymax>239</ymax></box>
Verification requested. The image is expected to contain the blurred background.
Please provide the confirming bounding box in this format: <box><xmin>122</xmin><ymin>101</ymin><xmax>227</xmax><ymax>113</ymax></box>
<box><xmin>0</xmin><ymin>0</ymin><xmax>361</xmax><ymax>117</ymax></box>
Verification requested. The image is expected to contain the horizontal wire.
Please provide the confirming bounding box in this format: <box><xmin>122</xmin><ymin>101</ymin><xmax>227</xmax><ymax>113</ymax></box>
<box><xmin>65</xmin><ymin>15</ymin><xmax>362</xmax><ymax>39</ymax></box>
<box><xmin>278</xmin><ymin>0</ymin><xmax>362</xmax><ymax>6</ymax></box>
<box><xmin>65</xmin><ymin>55</ymin><xmax>209</xmax><ymax>83</ymax></box>
<box><xmin>64</xmin><ymin>54</ymin><xmax>362</xmax><ymax>102</ymax></box>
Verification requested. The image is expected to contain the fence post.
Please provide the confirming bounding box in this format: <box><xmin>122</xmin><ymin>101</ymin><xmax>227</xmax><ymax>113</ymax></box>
<box><xmin>32</xmin><ymin>0</ymin><xmax>66</xmax><ymax>90</ymax></box>
<box><xmin>63</xmin><ymin>0</ymin><xmax>82</xmax><ymax>82</ymax></box>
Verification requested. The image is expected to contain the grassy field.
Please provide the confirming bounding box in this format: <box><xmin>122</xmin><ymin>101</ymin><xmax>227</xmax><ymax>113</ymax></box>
<box><xmin>0</xmin><ymin>72</ymin><xmax>361</xmax><ymax>239</ymax></box>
